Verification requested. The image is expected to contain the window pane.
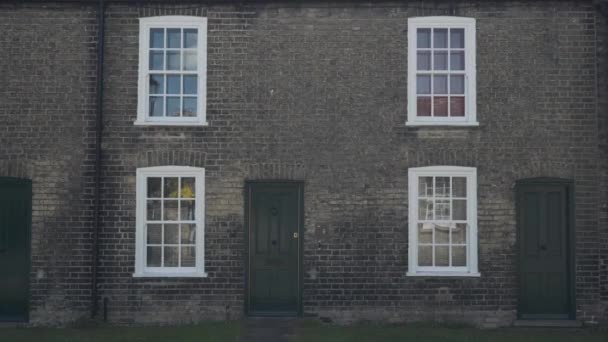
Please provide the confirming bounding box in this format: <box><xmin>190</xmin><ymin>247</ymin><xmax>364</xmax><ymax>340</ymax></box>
<box><xmin>167</xmin><ymin>51</ymin><xmax>181</xmax><ymax>70</ymax></box>
<box><xmin>434</xmin><ymin>75</ymin><xmax>447</xmax><ymax>94</ymax></box>
<box><xmin>183</xmin><ymin>97</ymin><xmax>197</xmax><ymax>117</ymax></box>
<box><xmin>167</xmin><ymin>75</ymin><xmax>181</xmax><ymax>94</ymax></box>
<box><xmin>181</xmin><ymin>200</ymin><xmax>195</xmax><ymax>220</ymax></box>
<box><xmin>417</xmin><ymin>28</ymin><xmax>431</xmax><ymax>48</ymax></box>
<box><xmin>164</xmin><ymin>224</ymin><xmax>179</xmax><ymax>244</ymax></box>
<box><xmin>435</xmin><ymin>223</ymin><xmax>449</xmax><ymax>243</ymax></box>
<box><xmin>450</xmin><ymin>75</ymin><xmax>464</xmax><ymax>94</ymax></box>
<box><xmin>417</xmin><ymin>52</ymin><xmax>431</xmax><ymax>71</ymax></box>
<box><xmin>453</xmin><ymin>177</ymin><xmax>467</xmax><ymax>197</ymax></box>
<box><xmin>452</xmin><ymin>246</ymin><xmax>466</xmax><ymax>266</ymax></box>
<box><xmin>418</xmin><ymin>223</ymin><xmax>432</xmax><ymax>243</ymax></box>
<box><xmin>149</xmin><ymin>75</ymin><xmax>164</xmax><ymax>94</ymax></box>
<box><xmin>418</xmin><ymin>176</ymin><xmax>433</xmax><ymax>197</ymax></box>
<box><xmin>184</xmin><ymin>29</ymin><xmax>198</xmax><ymax>48</ymax></box>
<box><xmin>164</xmin><ymin>178</ymin><xmax>179</xmax><ymax>198</ymax></box>
<box><xmin>184</xmin><ymin>51</ymin><xmax>197</xmax><ymax>71</ymax></box>
<box><xmin>417</xmin><ymin>75</ymin><xmax>431</xmax><ymax>94</ymax></box>
<box><xmin>433</xmin><ymin>97</ymin><xmax>448</xmax><ymax>116</ymax></box>
<box><xmin>181</xmin><ymin>224</ymin><xmax>196</xmax><ymax>244</ymax></box>
<box><xmin>149</xmin><ymin>97</ymin><xmax>164</xmax><ymax>117</ymax></box>
<box><xmin>164</xmin><ymin>246</ymin><xmax>179</xmax><ymax>267</ymax></box>
<box><xmin>452</xmin><ymin>223</ymin><xmax>467</xmax><ymax>244</ymax></box>
<box><xmin>181</xmin><ymin>246</ymin><xmax>196</xmax><ymax>267</ymax></box>
<box><xmin>417</xmin><ymin>97</ymin><xmax>431</xmax><ymax>116</ymax></box>
<box><xmin>146</xmin><ymin>224</ymin><xmax>162</xmax><ymax>244</ymax></box>
<box><xmin>435</xmin><ymin>177</ymin><xmax>450</xmax><ymax>197</ymax></box>
<box><xmin>166</xmin><ymin>97</ymin><xmax>181</xmax><ymax>117</ymax></box>
<box><xmin>434</xmin><ymin>51</ymin><xmax>447</xmax><ymax>70</ymax></box>
<box><xmin>453</xmin><ymin>200</ymin><xmax>467</xmax><ymax>220</ymax></box>
<box><xmin>147</xmin><ymin>177</ymin><xmax>162</xmax><ymax>198</ymax></box>
<box><xmin>450</xmin><ymin>28</ymin><xmax>464</xmax><ymax>49</ymax></box>
<box><xmin>150</xmin><ymin>28</ymin><xmax>164</xmax><ymax>48</ymax></box>
<box><xmin>147</xmin><ymin>246</ymin><xmax>162</xmax><ymax>267</ymax></box>
<box><xmin>418</xmin><ymin>246</ymin><xmax>432</xmax><ymax>266</ymax></box>
<box><xmin>181</xmin><ymin>178</ymin><xmax>195</xmax><ymax>198</ymax></box>
<box><xmin>149</xmin><ymin>51</ymin><xmax>164</xmax><ymax>70</ymax></box>
<box><xmin>435</xmin><ymin>200</ymin><xmax>450</xmax><ymax>220</ymax></box>
<box><xmin>164</xmin><ymin>200</ymin><xmax>178</xmax><ymax>221</ymax></box>
<box><xmin>450</xmin><ymin>97</ymin><xmax>465</xmax><ymax>117</ymax></box>
<box><xmin>435</xmin><ymin>246</ymin><xmax>449</xmax><ymax>266</ymax></box>
<box><xmin>450</xmin><ymin>51</ymin><xmax>465</xmax><ymax>70</ymax></box>
<box><xmin>418</xmin><ymin>199</ymin><xmax>433</xmax><ymax>220</ymax></box>
<box><xmin>147</xmin><ymin>200</ymin><xmax>161</xmax><ymax>220</ymax></box>
<box><xmin>167</xmin><ymin>28</ymin><xmax>181</xmax><ymax>48</ymax></box>
<box><xmin>433</xmin><ymin>28</ymin><xmax>447</xmax><ymax>48</ymax></box>
<box><xmin>183</xmin><ymin>76</ymin><xmax>197</xmax><ymax>95</ymax></box>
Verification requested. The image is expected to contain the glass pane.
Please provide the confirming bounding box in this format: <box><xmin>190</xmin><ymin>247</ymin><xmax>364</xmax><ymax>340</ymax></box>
<box><xmin>418</xmin><ymin>223</ymin><xmax>432</xmax><ymax>243</ymax></box>
<box><xmin>147</xmin><ymin>177</ymin><xmax>162</xmax><ymax>198</ymax></box>
<box><xmin>418</xmin><ymin>246</ymin><xmax>432</xmax><ymax>266</ymax></box>
<box><xmin>167</xmin><ymin>75</ymin><xmax>181</xmax><ymax>94</ymax></box>
<box><xmin>164</xmin><ymin>200</ymin><xmax>178</xmax><ymax>221</ymax></box>
<box><xmin>417</xmin><ymin>75</ymin><xmax>431</xmax><ymax>94</ymax></box>
<box><xmin>164</xmin><ymin>224</ymin><xmax>179</xmax><ymax>244</ymax></box>
<box><xmin>181</xmin><ymin>200</ymin><xmax>195</xmax><ymax>220</ymax></box>
<box><xmin>164</xmin><ymin>178</ymin><xmax>179</xmax><ymax>198</ymax></box>
<box><xmin>181</xmin><ymin>247</ymin><xmax>196</xmax><ymax>267</ymax></box>
<box><xmin>166</xmin><ymin>97</ymin><xmax>181</xmax><ymax>117</ymax></box>
<box><xmin>181</xmin><ymin>178</ymin><xmax>195</xmax><ymax>198</ymax></box>
<box><xmin>183</xmin><ymin>75</ymin><xmax>197</xmax><ymax>95</ymax></box>
<box><xmin>435</xmin><ymin>223</ymin><xmax>449</xmax><ymax>243</ymax></box>
<box><xmin>452</xmin><ymin>246</ymin><xmax>466</xmax><ymax>266</ymax></box>
<box><xmin>435</xmin><ymin>246</ymin><xmax>449</xmax><ymax>266</ymax></box>
<box><xmin>149</xmin><ymin>74</ymin><xmax>164</xmax><ymax>94</ymax></box>
<box><xmin>164</xmin><ymin>246</ymin><xmax>179</xmax><ymax>267</ymax></box>
<box><xmin>417</xmin><ymin>52</ymin><xmax>431</xmax><ymax>71</ymax></box>
<box><xmin>418</xmin><ymin>176</ymin><xmax>433</xmax><ymax>197</ymax></box>
<box><xmin>417</xmin><ymin>28</ymin><xmax>431</xmax><ymax>48</ymax></box>
<box><xmin>453</xmin><ymin>177</ymin><xmax>467</xmax><ymax>197</ymax></box>
<box><xmin>433</xmin><ymin>28</ymin><xmax>447</xmax><ymax>48</ymax></box>
<box><xmin>184</xmin><ymin>29</ymin><xmax>198</xmax><ymax>48</ymax></box>
<box><xmin>181</xmin><ymin>224</ymin><xmax>196</xmax><ymax>244</ymax></box>
<box><xmin>452</xmin><ymin>223</ymin><xmax>467</xmax><ymax>244</ymax></box>
<box><xmin>150</xmin><ymin>28</ymin><xmax>164</xmax><ymax>48</ymax></box>
<box><xmin>450</xmin><ymin>51</ymin><xmax>465</xmax><ymax>70</ymax></box>
<box><xmin>434</xmin><ymin>75</ymin><xmax>447</xmax><ymax>94</ymax></box>
<box><xmin>450</xmin><ymin>75</ymin><xmax>464</xmax><ymax>94</ymax></box>
<box><xmin>433</xmin><ymin>97</ymin><xmax>448</xmax><ymax>117</ymax></box>
<box><xmin>147</xmin><ymin>200</ymin><xmax>161</xmax><ymax>220</ymax></box>
<box><xmin>435</xmin><ymin>177</ymin><xmax>450</xmax><ymax>197</ymax></box>
<box><xmin>418</xmin><ymin>199</ymin><xmax>433</xmax><ymax>220</ymax></box>
<box><xmin>417</xmin><ymin>97</ymin><xmax>431</xmax><ymax>117</ymax></box>
<box><xmin>434</xmin><ymin>51</ymin><xmax>447</xmax><ymax>70</ymax></box>
<box><xmin>149</xmin><ymin>51</ymin><xmax>164</xmax><ymax>70</ymax></box>
<box><xmin>450</xmin><ymin>28</ymin><xmax>464</xmax><ymax>48</ymax></box>
<box><xmin>435</xmin><ymin>200</ymin><xmax>450</xmax><ymax>220</ymax></box>
<box><xmin>146</xmin><ymin>224</ymin><xmax>162</xmax><ymax>244</ymax></box>
<box><xmin>167</xmin><ymin>51</ymin><xmax>181</xmax><ymax>70</ymax></box>
<box><xmin>149</xmin><ymin>97</ymin><xmax>164</xmax><ymax>117</ymax></box>
<box><xmin>183</xmin><ymin>98</ymin><xmax>197</xmax><ymax>117</ymax></box>
<box><xmin>453</xmin><ymin>200</ymin><xmax>467</xmax><ymax>220</ymax></box>
<box><xmin>167</xmin><ymin>28</ymin><xmax>181</xmax><ymax>48</ymax></box>
<box><xmin>450</xmin><ymin>97</ymin><xmax>465</xmax><ymax>117</ymax></box>
<box><xmin>146</xmin><ymin>246</ymin><xmax>162</xmax><ymax>267</ymax></box>
<box><xmin>184</xmin><ymin>51</ymin><xmax>197</xmax><ymax>71</ymax></box>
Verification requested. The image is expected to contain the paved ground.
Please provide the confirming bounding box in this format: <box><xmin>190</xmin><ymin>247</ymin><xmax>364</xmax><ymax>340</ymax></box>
<box><xmin>239</xmin><ymin>318</ymin><xmax>298</xmax><ymax>342</ymax></box>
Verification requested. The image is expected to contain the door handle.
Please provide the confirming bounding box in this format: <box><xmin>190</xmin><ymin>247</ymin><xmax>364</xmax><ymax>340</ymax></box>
<box><xmin>293</xmin><ymin>232</ymin><xmax>298</xmax><ymax>239</ymax></box>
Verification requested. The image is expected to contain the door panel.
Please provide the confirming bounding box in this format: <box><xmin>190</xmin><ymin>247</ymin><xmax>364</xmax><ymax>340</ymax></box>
<box><xmin>0</xmin><ymin>178</ymin><xmax>31</xmax><ymax>322</ymax></box>
<box><xmin>247</xmin><ymin>183</ymin><xmax>301</xmax><ymax>315</ymax></box>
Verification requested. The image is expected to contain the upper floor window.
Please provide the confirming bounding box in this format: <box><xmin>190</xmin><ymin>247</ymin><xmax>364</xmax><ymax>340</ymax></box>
<box><xmin>136</xmin><ymin>16</ymin><xmax>207</xmax><ymax>126</ymax></box>
<box><xmin>407</xmin><ymin>17</ymin><xmax>477</xmax><ymax>126</ymax></box>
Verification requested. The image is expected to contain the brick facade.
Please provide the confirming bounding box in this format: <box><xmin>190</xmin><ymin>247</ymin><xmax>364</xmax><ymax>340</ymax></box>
<box><xmin>0</xmin><ymin>0</ymin><xmax>606</xmax><ymax>327</ymax></box>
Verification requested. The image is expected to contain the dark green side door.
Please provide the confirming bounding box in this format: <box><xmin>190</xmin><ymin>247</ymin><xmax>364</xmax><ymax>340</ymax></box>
<box><xmin>0</xmin><ymin>177</ymin><xmax>31</xmax><ymax>322</ymax></box>
<box><xmin>517</xmin><ymin>181</ymin><xmax>573</xmax><ymax>320</ymax></box>
<box><xmin>246</xmin><ymin>182</ymin><xmax>302</xmax><ymax>316</ymax></box>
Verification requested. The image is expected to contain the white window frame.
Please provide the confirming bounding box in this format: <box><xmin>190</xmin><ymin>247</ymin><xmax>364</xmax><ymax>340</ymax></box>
<box><xmin>135</xmin><ymin>16</ymin><xmax>208</xmax><ymax>126</ymax></box>
<box><xmin>407</xmin><ymin>17</ymin><xmax>477</xmax><ymax>126</ymax></box>
<box><xmin>134</xmin><ymin>166</ymin><xmax>206</xmax><ymax>277</ymax></box>
<box><xmin>407</xmin><ymin>166</ymin><xmax>479</xmax><ymax>277</ymax></box>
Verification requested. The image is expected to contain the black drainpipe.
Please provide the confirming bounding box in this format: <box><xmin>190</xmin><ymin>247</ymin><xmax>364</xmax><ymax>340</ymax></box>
<box><xmin>91</xmin><ymin>0</ymin><xmax>106</xmax><ymax>320</ymax></box>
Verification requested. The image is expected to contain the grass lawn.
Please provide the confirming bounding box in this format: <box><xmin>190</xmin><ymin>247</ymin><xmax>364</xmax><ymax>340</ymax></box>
<box><xmin>293</xmin><ymin>320</ymin><xmax>608</xmax><ymax>342</ymax></box>
<box><xmin>0</xmin><ymin>321</ymin><xmax>240</xmax><ymax>342</ymax></box>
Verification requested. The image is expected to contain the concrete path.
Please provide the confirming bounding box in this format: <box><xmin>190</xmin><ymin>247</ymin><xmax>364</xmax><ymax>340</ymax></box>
<box><xmin>239</xmin><ymin>318</ymin><xmax>298</xmax><ymax>342</ymax></box>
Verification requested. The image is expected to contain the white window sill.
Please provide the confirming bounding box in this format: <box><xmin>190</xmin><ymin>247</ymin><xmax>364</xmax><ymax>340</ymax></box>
<box><xmin>406</xmin><ymin>121</ymin><xmax>480</xmax><ymax>127</ymax></box>
<box><xmin>133</xmin><ymin>272</ymin><xmax>208</xmax><ymax>278</ymax></box>
<box><xmin>134</xmin><ymin>120</ymin><xmax>209</xmax><ymax>127</ymax></box>
<box><xmin>406</xmin><ymin>271</ymin><xmax>481</xmax><ymax>277</ymax></box>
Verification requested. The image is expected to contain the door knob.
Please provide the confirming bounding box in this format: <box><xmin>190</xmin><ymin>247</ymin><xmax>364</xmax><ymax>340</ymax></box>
<box><xmin>293</xmin><ymin>232</ymin><xmax>298</xmax><ymax>239</ymax></box>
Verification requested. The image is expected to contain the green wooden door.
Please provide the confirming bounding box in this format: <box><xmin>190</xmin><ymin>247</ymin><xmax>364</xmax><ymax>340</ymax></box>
<box><xmin>247</xmin><ymin>183</ymin><xmax>301</xmax><ymax>315</ymax></box>
<box><xmin>0</xmin><ymin>178</ymin><xmax>31</xmax><ymax>322</ymax></box>
<box><xmin>517</xmin><ymin>182</ymin><xmax>572</xmax><ymax>319</ymax></box>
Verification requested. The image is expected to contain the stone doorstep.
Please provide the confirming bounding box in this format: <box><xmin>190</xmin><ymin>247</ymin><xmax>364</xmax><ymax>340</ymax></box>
<box><xmin>513</xmin><ymin>320</ymin><xmax>583</xmax><ymax>328</ymax></box>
